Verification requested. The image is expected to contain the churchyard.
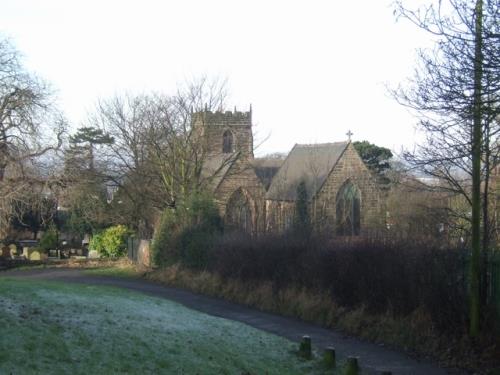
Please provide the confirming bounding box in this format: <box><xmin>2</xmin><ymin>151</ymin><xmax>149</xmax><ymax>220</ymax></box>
<box><xmin>1</xmin><ymin>0</ymin><xmax>499</xmax><ymax>373</ymax></box>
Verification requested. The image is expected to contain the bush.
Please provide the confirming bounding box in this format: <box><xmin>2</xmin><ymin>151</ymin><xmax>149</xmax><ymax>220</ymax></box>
<box><xmin>177</xmin><ymin>227</ymin><xmax>219</xmax><ymax>269</ymax></box>
<box><xmin>102</xmin><ymin>225</ymin><xmax>129</xmax><ymax>257</ymax></box>
<box><xmin>176</xmin><ymin>193</ymin><xmax>222</xmax><ymax>269</ymax></box>
<box><xmin>90</xmin><ymin>225</ymin><xmax>129</xmax><ymax>258</ymax></box>
<box><xmin>151</xmin><ymin>191</ymin><xmax>222</xmax><ymax>268</ymax></box>
<box><xmin>151</xmin><ymin>209</ymin><xmax>178</xmax><ymax>266</ymax></box>
<box><xmin>89</xmin><ymin>232</ymin><xmax>105</xmax><ymax>255</ymax></box>
<box><xmin>39</xmin><ymin>224</ymin><xmax>58</xmax><ymax>252</ymax></box>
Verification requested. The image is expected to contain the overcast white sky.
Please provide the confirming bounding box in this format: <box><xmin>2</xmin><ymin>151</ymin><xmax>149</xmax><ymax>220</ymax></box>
<box><xmin>1</xmin><ymin>0</ymin><xmax>431</xmax><ymax>156</ymax></box>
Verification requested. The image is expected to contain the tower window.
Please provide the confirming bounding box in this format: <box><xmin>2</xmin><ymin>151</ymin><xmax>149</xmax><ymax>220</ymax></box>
<box><xmin>223</xmin><ymin>130</ymin><xmax>234</xmax><ymax>153</ymax></box>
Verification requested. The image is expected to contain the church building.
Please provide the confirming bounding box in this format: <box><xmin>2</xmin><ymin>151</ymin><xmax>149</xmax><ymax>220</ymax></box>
<box><xmin>194</xmin><ymin>108</ymin><xmax>383</xmax><ymax>236</ymax></box>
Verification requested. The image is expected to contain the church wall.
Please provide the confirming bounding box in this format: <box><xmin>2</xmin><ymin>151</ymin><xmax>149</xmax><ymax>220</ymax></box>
<box><xmin>196</xmin><ymin>109</ymin><xmax>383</xmax><ymax>237</ymax></box>
<box><xmin>312</xmin><ymin>143</ymin><xmax>383</xmax><ymax>235</ymax></box>
<box><xmin>265</xmin><ymin>200</ymin><xmax>295</xmax><ymax>233</ymax></box>
<box><xmin>214</xmin><ymin>158</ymin><xmax>267</xmax><ymax>234</ymax></box>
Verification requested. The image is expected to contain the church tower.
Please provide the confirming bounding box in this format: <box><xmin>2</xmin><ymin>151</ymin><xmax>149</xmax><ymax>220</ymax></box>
<box><xmin>192</xmin><ymin>108</ymin><xmax>254</xmax><ymax>160</ymax></box>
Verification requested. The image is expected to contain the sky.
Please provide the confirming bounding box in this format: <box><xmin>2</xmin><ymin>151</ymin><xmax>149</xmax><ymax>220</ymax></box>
<box><xmin>1</xmin><ymin>0</ymin><xmax>432</xmax><ymax>157</ymax></box>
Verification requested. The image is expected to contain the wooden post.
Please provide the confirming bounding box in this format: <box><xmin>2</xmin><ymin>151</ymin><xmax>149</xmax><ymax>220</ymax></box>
<box><xmin>345</xmin><ymin>356</ymin><xmax>359</xmax><ymax>375</ymax></box>
<box><xmin>323</xmin><ymin>346</ymin><xmax>336</xmax><ymax>368</ymax></box>
<box><xmin>299</xmin><ymin>335</ymin><xmax>312</xmax><ymax>359</ymax></box>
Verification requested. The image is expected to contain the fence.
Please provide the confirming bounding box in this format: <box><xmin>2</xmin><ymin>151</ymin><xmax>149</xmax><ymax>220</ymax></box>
<box><xmin>489</xmin><ymin>253</ymin><xmax>500</xmax><ymax>317</ymax></box>
<box><xmin>465</xmin><ymin>251</ymin><xmax>500</xmax><ymax>320</ymax></box>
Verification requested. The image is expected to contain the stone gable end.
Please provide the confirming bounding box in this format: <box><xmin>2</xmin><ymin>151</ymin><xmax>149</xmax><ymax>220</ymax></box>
<box><xmin>214</xmin><ymin>158</ymin><xmax>267</xmax><ymax>234</ymax></box>
<box><xmin>312</xmin><ymin>143</ymin><xmax>382</xmax><ymax>234</ymax></box>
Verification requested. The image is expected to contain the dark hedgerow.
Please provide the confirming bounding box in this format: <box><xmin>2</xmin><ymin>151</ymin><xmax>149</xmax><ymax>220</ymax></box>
<box><xmin>209</xmin><ymin>234</ymin><xmax>469</xmax><ymax>333</ymax></box>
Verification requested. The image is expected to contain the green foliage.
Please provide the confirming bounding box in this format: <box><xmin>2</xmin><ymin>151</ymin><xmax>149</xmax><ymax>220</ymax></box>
<box><xmin>60</xmin><ymin>209</ymin><xmax>93</xmax><ymax>237</ymax></box>
<box><xmin>152</xmin><ymin>191</ymin><xmax>222</xmax><ymax>268</ymax></box>
<box><xmin>177</xmin><ymin>227</ymin><xmax>218</xmax><ymax>269</ymax></box>
<box><xmin>181</xmin><ymin>192</ymin><xmax>222</xmax><ymax>231</ymax></box>
<box><xmin>151</xmin><ymin>209</ymin><xmax>178</xmax><ymax>266</ymax></box>
<box><xmin>38</xmin><ymin>224</ymin><xmax>58</xmax><ymax>252</ymax></box>
<box><xmin>69</xmin><ymin>126</ymin><xmax>114</xmax><ymax>146</ymax></box>
<box><xmin>90</xmin><ymin>225</ymin><xmax>130</xmax><ymax>258</ymax></box>
<box><xmin>353</xmin><ymin>140</ymin><xmax>393</xmax><ymax>176</ymax></box>
<box><xmin>176</xmin><ymin>192</ymin><xmax>222</xmax><ymax>269</ymax></box>
<box><xmin>102</xmin><ymin>225</ymin><xmax>129</xmax><ymax>257</ymax></box>
<box><xmin>89</xmin><ymin>232</ymin><xmax>105</xmax><ymax>255</ymax></box>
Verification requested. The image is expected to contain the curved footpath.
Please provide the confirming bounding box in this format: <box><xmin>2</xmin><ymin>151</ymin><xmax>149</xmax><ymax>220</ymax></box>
<box><xmin>4</xmin><ymin>268</ymin><xmax>460</xmax><ymax>374</ymax></box>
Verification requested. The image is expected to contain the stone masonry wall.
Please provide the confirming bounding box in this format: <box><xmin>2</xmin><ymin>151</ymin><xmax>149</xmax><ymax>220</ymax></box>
<box><xmin>193</xmin><ymin>111</ymin><xmax>253</xmax><ymax>159</ymax></box>
<box><xmin>312</xmin><ymin>143</ymin><xmax>383</xmax><ymax>235</ymax></box>
<box><xmin>214</xmin><ymin>158</ymin><xmax>267</xmax><ymax>234</ymax></box>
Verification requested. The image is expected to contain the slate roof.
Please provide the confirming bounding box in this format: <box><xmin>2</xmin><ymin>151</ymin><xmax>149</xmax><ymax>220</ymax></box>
<box><xmin>266</xmin><ymin>142</ymin><xmax>349</xmax><ymax>201</ymax></box>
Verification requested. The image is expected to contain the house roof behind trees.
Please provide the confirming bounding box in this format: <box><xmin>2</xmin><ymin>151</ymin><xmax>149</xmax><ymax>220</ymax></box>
<box><xmin>266</xmin><ymin>142</ymin><xmax>349</xmax><ymax>201</ymax></box>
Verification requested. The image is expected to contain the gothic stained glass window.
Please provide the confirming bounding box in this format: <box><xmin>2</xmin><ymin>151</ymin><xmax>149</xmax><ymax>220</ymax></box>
<box><xmin>336</xmin><ymin>181</ymin><xmax>361</xmax><ymax>236</ymax></box>
<box><xmin>222</xmin><ymin>130</ymin><xmax>234</xmax><ymax>153</ymax></box>
<box><xmin>226</xmin><ymin>189</ymin><xmax>253</xmax><ymax>234</ymax></box>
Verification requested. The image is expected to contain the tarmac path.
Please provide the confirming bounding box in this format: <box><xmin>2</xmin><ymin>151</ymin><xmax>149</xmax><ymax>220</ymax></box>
<box><xmin>3</xmin><ymin>268</ymin><xmax>460</xmax><ymax>374</ymax></box>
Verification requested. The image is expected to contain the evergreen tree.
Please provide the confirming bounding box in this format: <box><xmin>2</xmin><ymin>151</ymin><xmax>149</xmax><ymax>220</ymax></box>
<box><xmin>294</xmin><ymin>180</ymin><xmax>311</xmax><ymax>238</ymax></box>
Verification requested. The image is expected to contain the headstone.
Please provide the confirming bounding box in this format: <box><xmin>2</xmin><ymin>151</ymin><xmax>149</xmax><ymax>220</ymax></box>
<box><xmin>323</xmin><ymin>346</ymin><xmax>336</xmax><ymax>368</ymax></box>
<box><xmin>345</xmin><ymin>356</ymin><xmax>359</xmax><ymax>375</ymax></box>
<box><xmin>88</xmin><ymin>250</ymin><xmax>99</xmax><ymax>259</ymax></box>
<box><xmin>299</xmin><ymin>335</ymin><xmax>312</xmax><ymax>359</ymax></box>
<box><xmin>29</xmin><ymin>250</ymin><xmax>41</xmax><ymax>261</ymax></box>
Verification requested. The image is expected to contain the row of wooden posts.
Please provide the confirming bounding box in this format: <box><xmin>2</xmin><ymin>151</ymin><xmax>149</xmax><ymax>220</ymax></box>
<box><xmin>299</xmin><ymin>335</ymin><xmax>392</xmax><ymax>375</ymax></box>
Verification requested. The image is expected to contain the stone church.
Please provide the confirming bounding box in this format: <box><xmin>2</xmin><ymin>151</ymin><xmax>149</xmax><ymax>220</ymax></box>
<box><xmin>194</xmin><ymin>108</ymin><xmax>383</xmax><ymax>236</ymax></box>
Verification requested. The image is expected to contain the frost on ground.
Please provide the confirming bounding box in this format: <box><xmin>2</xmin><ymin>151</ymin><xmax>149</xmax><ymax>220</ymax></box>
<box><xmin>0</xmin><ymin>278</ymin><xmax>323</xmax><ymax>374</ymax></box>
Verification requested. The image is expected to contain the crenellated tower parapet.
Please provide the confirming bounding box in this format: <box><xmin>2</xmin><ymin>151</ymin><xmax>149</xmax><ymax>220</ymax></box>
<box><xmin>193</xmin><ymin>107</ymin><xmax>254</xmax><ymax>159</ymax></box>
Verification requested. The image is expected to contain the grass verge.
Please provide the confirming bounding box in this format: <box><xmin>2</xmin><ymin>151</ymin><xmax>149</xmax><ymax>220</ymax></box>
<box><xmin>0</xmin><ymin>277</ymin><xmax>335</xmax><ymax>374</ymax></box>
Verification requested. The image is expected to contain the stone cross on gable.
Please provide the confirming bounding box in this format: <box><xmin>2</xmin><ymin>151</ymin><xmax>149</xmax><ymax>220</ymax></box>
<box><xmin>346</xmin><ymin>130</ymin><xmax>353</xmax><ymax>141</ymax></box>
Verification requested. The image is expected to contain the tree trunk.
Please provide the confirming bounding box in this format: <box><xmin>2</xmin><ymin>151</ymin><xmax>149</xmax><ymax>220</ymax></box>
<box><xmin>469</xmin><ymin>0</ymin><xmax>484</xmax><ymax>338</ymax></box>
<box><xmin>481</xmin><ymin>117</ymin><xmax>490</xmax><ymax>310</ymax></box>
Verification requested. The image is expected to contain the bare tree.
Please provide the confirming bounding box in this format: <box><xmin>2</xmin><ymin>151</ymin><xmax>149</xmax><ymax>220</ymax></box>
<box><xmin>85</xmin><ymin>77</ymin><xmax>229</xmax><ymax>236</ymax></box>
<box><xmin>393</xmin><ymin>0</ymin><xmax>499</xmax><ymax>336</ymax></box>
<box><xmin>0</xmin><ymin>37</ymin><xmax>66</xmax><ymax>239</ymax></box>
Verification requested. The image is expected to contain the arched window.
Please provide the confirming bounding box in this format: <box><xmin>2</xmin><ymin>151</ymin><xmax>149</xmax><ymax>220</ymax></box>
<box><xmin>222</xmin><ymin>130</ymin><xmax>234</xmax><ymax>153</ymax></box>
<box><xmin>336</xmin><ymin>181</ymin><xmax>361</xmax><ymax>236</ymax></box>
<box><xmin>226</xmin><ymin>188</ymin><xmax>253</xmax><ymax>233</ymax></box>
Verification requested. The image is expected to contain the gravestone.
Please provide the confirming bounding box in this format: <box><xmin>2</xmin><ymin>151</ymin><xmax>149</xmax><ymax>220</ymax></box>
<box><xmin>8</xmin><ymin>244</ymin><xmax>17</xmax><ymax>258</ymax></box>
<box><xmin>29</xmin><ymin>250</ymin><xmax>42</xmax><ymax>261</ymax></box>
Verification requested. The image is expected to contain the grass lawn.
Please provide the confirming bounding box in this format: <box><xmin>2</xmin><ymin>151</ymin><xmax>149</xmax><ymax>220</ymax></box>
<box><xmin>0</xmin><ymin>278</ymin><xmax>327</xmax><ymax>374</ymax></box>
